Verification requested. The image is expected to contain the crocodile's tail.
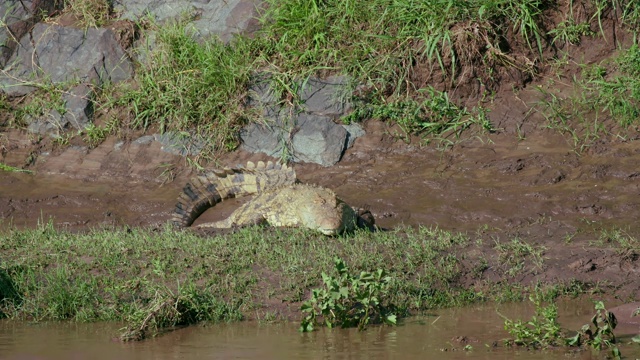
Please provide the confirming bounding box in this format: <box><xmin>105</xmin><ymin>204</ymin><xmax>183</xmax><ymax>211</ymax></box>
<box><xmin>171</xmin><ymin>161</ymin><xmax>297</xmax><ymax>227</ymax></box>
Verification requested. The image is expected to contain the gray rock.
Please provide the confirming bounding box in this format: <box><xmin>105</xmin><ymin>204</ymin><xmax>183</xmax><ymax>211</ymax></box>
<box><xmin>299</xmin><ymin>75</ymin><xmax>352</xmax><ymax>115</ymax></box>
<box><xmin>1</xmin><ymin>23</ymin><xmax>133</xmax><ymax>96</ymax></box>
<box><xmin>246</xmin><ymin>76</ymin><xmax>285</xmax><ymax>119</ymax></box>
<box><xmin>343</xmin><ymin>123</ymin><xmax>365</xmax><ymax>149</ymax></box>
<box><xmin>114</xmin><ymin>0</ymin><xmax>197</xmax><ymax>22</ymax></box>
<box><xmin>154</xmin><ymin>131</ymin><xmax>206</xmax><ymax>156</ymax></box>
<box><xmin>240</xmin><ymin>120</ymin><xmax>286</xmax><ymax>159</ymax></box>
<box><xmin>131</xmin><ymin>132</ymin><xmax>205</xmax><ymax>156</ymax></box>
<box><xmin>290</xmin><ymin>114</ymin><xmax>347</xmax><ymax>166</ymax></box>
<box><xmin>132</xmin><ymin>135</ymin><xmax>155</xmax><ymax>145</ymax></box>
<box><xmin>26</xmin><ymin>111</ymin><xmax>64</xmax><ymax>137</ymax></box>
<box><xmin>114</xmin><ymin>0</ymin><xmax>261</xmax><ymax>42</ymax></box>
<box><xmin>1</xmin><ymin>1</ymin><xmax>30</xmax><ymax>67</ymax></box>
<box><xmin>241</xmin><ymin>73</ymin><xmax>362</xmax><ymax>166</ymax></box>
<box><xmin>240</xmin><ymin>113</ymin><xmax>348</xmax><ymax>167</ymax></box>
<box><xmin>0</xmin><ymin>1</ymin><xmax>62</xmax><ymax>67</ymax></box>
<box><xmin>62</xmin><ymin>84</ymin><xmax>94</xmax><ymax>130</ymax></box>
<box><xmin>25</xmin><ymin>83</ymin><xmax>95</xmax><ymax>136</ymax></box>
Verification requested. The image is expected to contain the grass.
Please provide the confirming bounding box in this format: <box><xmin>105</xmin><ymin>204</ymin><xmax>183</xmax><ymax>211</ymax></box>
<box><xmin>536</xmin><ymin>43</ymin><xmax>640</xmax><ymax>151</ymax></box>
<box><xmin>61</xmin><ymin>0</ymin><xmax>112</xmax><ymax>29</ymax></box>
<box><xmin>96</xmin><ymin>0</ymin><xmax>554</xmax><ymax>154</ymax></box>
<box><xmin>103</xmin><ymin>21</ymin><xmax>255</xmax><ymax>157</ymax></box>
<box><xmin>590</xmin><ymin>227</ymin><xmax>639</xmax><ymax>257</ymax></box>
<box><xmin>0</xmin><ymin>222</ymin><xmax>592</xmax><ymax>339</ymax></box>
<box><xmin>97</xmin><ymin>0</ymin><xmax>639</xmax><ymax>155</ymax></box>
<box><xmin>494</xmin><ymin>237</ymin><xmax>547</xmax><ymax>277</ymax></box>
<box><xmin>0</xmin><ymin>163</ymin><xmax>32</xmax><ymax>173</ymax></box>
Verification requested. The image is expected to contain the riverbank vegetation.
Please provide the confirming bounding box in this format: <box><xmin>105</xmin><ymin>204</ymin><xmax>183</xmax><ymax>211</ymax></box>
<box><xmin>3</xmin><ymin>0</ymin><xmax>639</xmax><ymax>159</ymax></box>
<box><xmin>109</xmin><ymin>0</ymin><xmax>639</xmax><ymax>156</ymax></box>
<box><xmin>0</xmin><ymin>222</ymin><xmax>597</xmax><ymax>340</ymax></box>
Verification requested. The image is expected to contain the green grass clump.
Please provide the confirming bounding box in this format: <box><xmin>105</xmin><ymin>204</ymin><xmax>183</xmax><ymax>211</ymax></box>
<box><xmin>258</xmin><ymin>0</ymin><xmax>544</xmax><ymax>85</ymax></box>
<box><xmin>63</xmin><ymin>0</ymin><xmax>112</xmax><ymax>29</ymax></box>
<box><xmin>537</xmin><ymin>44</ymin><xmax>640</xmax><ymax>150</ymax></box>
<box><xmin>111</xmin><ymin>21</ymin><xmax>255</xmax><ymax>154</ymax></box>
<box><xmin>345</xmin><ymin>86</ymin><xmax>493</xmax><ymax>140</ymax></box>
<box><xmin>106</xmin><ymin>0</ymin><xmax>549</xmax><ymax>151</ymax></box>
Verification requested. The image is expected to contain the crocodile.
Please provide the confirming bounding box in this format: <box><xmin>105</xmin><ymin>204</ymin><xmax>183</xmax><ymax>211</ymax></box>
<box><xmin>171</xmin><ymin>161</ymin><xmax>374</xmax><ymax>235</ymax></box>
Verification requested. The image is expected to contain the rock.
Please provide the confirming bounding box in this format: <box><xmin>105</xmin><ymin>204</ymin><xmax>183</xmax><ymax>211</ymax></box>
<box><xmin>299</xmin><ymin>75</ymin><xmax>352</xmax><ymax>115</ymax></box>
<box><xmin>241</xmin><ymin>74</ymin><xmax>364</xmax><ymax>166</ymax></box>
<box><xmin>0</xmin><ymin>23</ymin><xmax>133</xmax><ymax>96</ymax></box>
<box><xmin>131</xmin><ymin>132</ymin><xmax>205</xmax><ymax>156</ymax></box>
<box><xmin>133</xmin><ymin>135</ymin><xmax>155</xmax><ymax>146</ymax></box>
<box><xmin>0</xmin><ymin>0</ymin><xmax>63</xmax><ymax>67</ymax></box>
<box><xmin>114</xmin><ymin>0</ymin><xmax>262</xmax><ymax>42</ymax></box>
<box><xmin>154</xmin><ymin>132</ymin><xmax>206</xmax><ymax>156</ymax></box>
<box><xmin>26</xmin><ymin>111</ymin><xmax>63</xmax><ymax>138</ymax></box>
<box><xmin>61</xmin><ymin>84</ymin><xmax>95</xmax><ymax>130</ymax></box>
<box><xmin>291</xmin><ymin>114</ymin><xmax>348</xmax><ymax>166</ymax></box>
<box><xmin>26</xmin><ymin>83</ymin><xmax>95</xmax><ymax>136</ymax></box>
<box><xmin>343</xmin><ymin>123</ymin><xmax>366</xmax><ymax>149</ymax></box>
<box><xmin>239</xmin><ymin>122</ymin><xmax>282</xmax><ymax>159</ymax></box>
<box><xmin>240</xmin><ymin>114</ymin><xmax>348</xmax><ymax>167</ymax></box>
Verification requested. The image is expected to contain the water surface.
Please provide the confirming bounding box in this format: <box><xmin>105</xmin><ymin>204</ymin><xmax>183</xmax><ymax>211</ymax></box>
<box><xmin>1</xmin><ymin>300</ymin><xmax>638</xmax><ymax>359</ymax></box>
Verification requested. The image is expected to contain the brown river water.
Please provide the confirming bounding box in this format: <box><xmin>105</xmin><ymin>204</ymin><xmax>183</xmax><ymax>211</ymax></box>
<box><xmin>1</xmin><ymin>299</ymin><xmax>639</xmax><ymax>360</ymax></box>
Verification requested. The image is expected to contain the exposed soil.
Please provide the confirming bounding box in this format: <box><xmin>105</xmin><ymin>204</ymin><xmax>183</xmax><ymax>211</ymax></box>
<box><xmin>1</xmin><ymin>9</ymin><xmax>640</xmax><ymax>319</ymax></box>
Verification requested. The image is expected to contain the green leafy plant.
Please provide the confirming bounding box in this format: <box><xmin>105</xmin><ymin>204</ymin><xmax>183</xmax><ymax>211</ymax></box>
<box><xmin>300</xmin><ymin>257</ymin><xmax>398</xmax><ymax>332</ymax></box>
<box><xmin>501</xmin><ymin>294</ymin><xmax>563</xmax><ymax>348</ymax></box>
<box><xmin>566</xmin><ymin>301</ymin><xmax>621</xmax><ymax>359</ymax></box>
<box><xmin>549</xmin><ymin>18</ymin><xmax>594</xmax><ymax>46</ymax></box>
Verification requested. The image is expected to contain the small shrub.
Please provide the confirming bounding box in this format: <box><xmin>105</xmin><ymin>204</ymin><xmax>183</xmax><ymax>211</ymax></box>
<box><xmin>502</xmin><ymin>294</ymin><xmax>563</xmax><ymax>348</ymax></box>
<box><xmin>566</xmin><ymin>301</ymin><xmax>620</xmax><ymax>358</ymax></box>
<box><xmin>300</xmin><ymin>257</ymin><xmax>398</xmax><ymax>332</ymax></box>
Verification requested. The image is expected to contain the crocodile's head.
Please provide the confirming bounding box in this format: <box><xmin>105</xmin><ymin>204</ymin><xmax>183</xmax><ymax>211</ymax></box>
<box><xmin>300</xmin><ymin>193</ymin><xmax>357</xmax><ymax>236</ymax></box>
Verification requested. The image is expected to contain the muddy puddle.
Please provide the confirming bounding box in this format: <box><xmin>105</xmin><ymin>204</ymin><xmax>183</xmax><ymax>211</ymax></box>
<box><xmin>1</xmin><ymin>299</ymin><xmax>638</xmax><ymax>360</ymax></box>
<box><xmin>0</xmin><ymin>172</ymin><xmax>176</xmax><ymax>229</ymax></box>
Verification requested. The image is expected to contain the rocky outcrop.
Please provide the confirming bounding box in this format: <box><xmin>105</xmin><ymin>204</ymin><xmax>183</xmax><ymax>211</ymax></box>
<box><xmin>0</xmin><ymin>0</ymin><xmax>364</xmax><ymax>168</ymax></box>
<box><xmin>0</xmin><ymin>23</ymin><xmax>133</xmax><ymax>97</ymax></box>
<box><xmin>0</xmin><ymin>0</ymin><xmax>63</xmax><ymax>67</ymax></box>
<box><xmin>1</xmin><ymin>22</ymin><xmax>134</xmax><ymax>134</ymax></box>
<box><xmin>241</xmin><ymin>75</ymin><xmax>365</xmax><ymax>167</ymax></box>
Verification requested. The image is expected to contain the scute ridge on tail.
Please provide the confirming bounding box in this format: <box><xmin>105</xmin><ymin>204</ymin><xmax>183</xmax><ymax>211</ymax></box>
<box><xmin>171</xmin><ymin>161</ymin><xmax>296</xmax><ymax>227</ymax></box>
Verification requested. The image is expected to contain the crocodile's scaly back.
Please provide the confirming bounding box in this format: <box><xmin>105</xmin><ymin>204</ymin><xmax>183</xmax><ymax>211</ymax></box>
<box><xmin>171</xmin><ymin>161</ymin><xmax>296</xmax><ymax>227</ymax></box>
